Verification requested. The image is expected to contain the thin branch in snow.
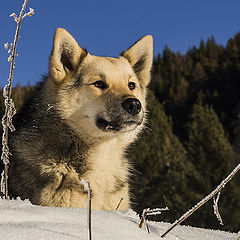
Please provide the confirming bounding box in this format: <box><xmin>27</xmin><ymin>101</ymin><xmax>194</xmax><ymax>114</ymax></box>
<box><xmin>1</xmin><ymin>171</ymin><xmax>5</xmax><ymax>194</ymax></box>
<box><xmin>161</xmin><ymin>162</ymin><xmax>240</xmax><ymax>238</ymax></box>
<box><xmin>213</xmin><ymin>192</ymin><xmax>223</xmax><ymax>225</ymax></box>
<box><xmin>139</xmin><ymin>207</ymin><xmax>169</xmax><ymax>230</ymax></box>
<box><xmin>80</xmin><ymin>179</ymin><xmax>92</xmax><ymax>240</ymax></box>
<box><xmin>146</xmin><ymin>221</ymin><xmax>150</xmax><ymax>233</ymax></box>
<box><xmin>144</xmin><ymin>207</ymin><xmax>169</xmax><ymax>216</ymax></box>
<box><xmin>115</xmin><ymin>197</ymin><xmax>124</xmax><ymax>210</ymax></box>
<box><xmin>1</xmin><ymin>0</ymin><xmax>34</xmax><ymax>200</ymax></box>
<box><xmin>139</xmin><ymin>208</ymin><xmax>148</xmax><ymax>229</ymax></box>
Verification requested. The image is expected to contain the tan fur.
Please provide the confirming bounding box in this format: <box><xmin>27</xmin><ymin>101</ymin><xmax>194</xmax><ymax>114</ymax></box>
<box><xmin>9</xmin><ymin>28</ymin><xmax>153</xmax><ymax>211</ymax></box>
<box><xmin>50</xmin><ymin>28</ymin><xmax>85</xmax><ymax>82</ymax></box>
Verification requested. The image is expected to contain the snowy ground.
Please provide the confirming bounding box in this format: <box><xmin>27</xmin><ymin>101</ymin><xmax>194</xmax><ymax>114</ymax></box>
<box><xmin>0</xmin><ymin>199</ymin><xmax>238</xmax><ymax>240</ymax></box>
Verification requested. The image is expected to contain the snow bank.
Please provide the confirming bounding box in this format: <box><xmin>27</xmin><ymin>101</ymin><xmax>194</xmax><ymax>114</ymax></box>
<box><xmin>0</xmin><ymin>199</ymin><xmax>238</xmax><ymax>240</ymax></box>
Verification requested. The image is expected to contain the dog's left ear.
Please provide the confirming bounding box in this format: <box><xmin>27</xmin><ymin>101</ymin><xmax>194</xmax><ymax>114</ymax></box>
<box><xmin>49</xmin><ymin>28</ymin><xmax>87</xmax><ymax>83</ymax></box>
<box><xmin>122</xmin><ymin>35</ymin><xmax>153</xmax><ymax>87</ymax></box>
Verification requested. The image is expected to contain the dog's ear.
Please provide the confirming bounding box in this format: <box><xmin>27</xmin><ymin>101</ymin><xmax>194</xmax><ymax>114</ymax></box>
<box><xmin>122</xmin><ymin>35</ymin><xmax>153</xmax><ymax>87</ymax></box>
<box><xmin>49</xmin><ymin>28</ymin><xmax>87</xmax><ymax>82</ymax></box>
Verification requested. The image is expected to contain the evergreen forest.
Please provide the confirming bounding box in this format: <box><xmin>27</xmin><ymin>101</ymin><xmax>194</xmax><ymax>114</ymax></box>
<box><xmin>1</xmin><ymin>33</ymin><xmax>240</xmax><ymax>232</ymax></box>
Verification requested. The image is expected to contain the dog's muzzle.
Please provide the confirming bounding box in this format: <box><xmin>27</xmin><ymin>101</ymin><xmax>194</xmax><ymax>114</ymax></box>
<box><xmin>96</xmin><ymin>97</ymin><xmax>143</xmax><ymax>132</ymax></box>
<box><xmin>96</xmin><ymin>118</ymin><xmax>140</xmax><ymax>132</ymax></box>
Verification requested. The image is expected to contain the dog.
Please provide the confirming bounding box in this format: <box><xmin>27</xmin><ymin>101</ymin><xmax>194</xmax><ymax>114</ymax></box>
<box><xmin>8</xmin><ymin>28</ymin><xmax>153</xmax><ymax>210</ymax></box>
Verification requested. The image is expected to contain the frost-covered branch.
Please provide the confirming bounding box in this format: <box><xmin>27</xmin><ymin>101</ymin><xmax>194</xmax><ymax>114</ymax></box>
<box><xmin>139</xmin><ymin>207</ymin><xmax>169</xmax><ymax>230</ymax></box>
<box><xmin>1</xmin><ymin>0</ymin><xmax>34</xmax><ymax>199</ymax></box>
<box><xmin>161</xmin><ymin>162</ymin><xmax>240</xmax><ymax>238</ymax></box>
<box><xmin>80</xmin><ymin>179</ymin><xmax>92</xmax><ymax>240</ymax></box>
<box><xmin>213</xmin><ymin>192</ymin><xmax>223</xmax><ymax>225</ymax></box>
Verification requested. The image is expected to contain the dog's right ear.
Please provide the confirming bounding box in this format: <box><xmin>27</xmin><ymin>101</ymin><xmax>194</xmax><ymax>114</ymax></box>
<box><xmin>121</xmin><ymin>35</ymin><xmax>153</xmax><ymax>88</ymax></box>
<box><xmin>49</xmin><ymin>28</ymin><xmax>87</xmax><ymax>82</ymax></box>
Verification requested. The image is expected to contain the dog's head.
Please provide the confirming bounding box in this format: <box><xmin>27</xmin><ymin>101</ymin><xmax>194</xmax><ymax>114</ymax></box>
<box><xmin>48</xmin><ymin>28</ymin><xmax>153</xmax><ymax>140</ymax></box>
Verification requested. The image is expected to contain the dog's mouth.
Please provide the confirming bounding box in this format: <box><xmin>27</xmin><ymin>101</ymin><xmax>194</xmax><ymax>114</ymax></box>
<box><xmin>96</xmin><ymin>117</ymin><xmax>142</xmax><ymax>132</ymax></box>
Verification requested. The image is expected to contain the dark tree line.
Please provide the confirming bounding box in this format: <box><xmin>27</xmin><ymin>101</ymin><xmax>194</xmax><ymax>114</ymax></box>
<box><xmin>131</xmin><ymin>33</ymin><xmax>240</xmax><ymax>232</ymax></box>
<box><xmin>1</xmin><ymin>33</ymin><xmax>240</xmax><ymax>232</ymax></box>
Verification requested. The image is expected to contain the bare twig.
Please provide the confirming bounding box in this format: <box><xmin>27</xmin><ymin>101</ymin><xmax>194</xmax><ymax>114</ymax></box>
<box><xmin>139</xmin><ymin>208</ymin><xmax>148</xmax><ymax>229</ymax></box>
<box><xmin>1</xmin><ymin>0</ymin><xmax>34</xmax><ymax>200</ymax></box>
<box><xmin>161</xmin><ymin>162</ymin><xmax>240</xmax><ymax>238</ymax></box>
<box><xmin>81</xmin><ymin>179</ymin><xmax>92</xmax><ymax>240</ymax></box>
<box><xmin>146</xmin><ymin>222</ymin><xmax>150</xmax><ymax>233</ymax></box>
<box><xmin>115</xmin><ymin>197</ymin><xmax>124</xmax><ymax>210</ymax></box>
<box><xmin>213</xmin><ymin>192</ymin><xmax>223</xmax><ymax>225</ymax></box>
<box><xmin>139</xmin><ymin>207</ymin><xmax>169</xmax><ymax>230</ymax></box>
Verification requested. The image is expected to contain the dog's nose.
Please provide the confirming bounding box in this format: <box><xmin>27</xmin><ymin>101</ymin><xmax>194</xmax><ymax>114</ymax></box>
<box><xmin>122</xmin><ymin>98</ymin><xmax>141</xmax><ymax>115</ymax></box>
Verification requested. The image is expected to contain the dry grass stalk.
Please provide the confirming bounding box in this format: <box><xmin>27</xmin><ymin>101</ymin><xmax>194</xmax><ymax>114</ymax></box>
<box><xmin>1</xmin><ymin>0</ymin><xmax>34</xmax><ymax>200</ymax></box>
<box><xmin>139</xmin><ymin>209</ymin><xmax>148</xmax><ymax>229</ymax></box>
<box><xmin>115</xmin><ymin>197</ymin><xmax>124</xmax><ymax>210</ymax></box>
<box><xmin>81</xmin><ymin>179</ymin><xmax>92</xmax><ymax>240</ymax></box>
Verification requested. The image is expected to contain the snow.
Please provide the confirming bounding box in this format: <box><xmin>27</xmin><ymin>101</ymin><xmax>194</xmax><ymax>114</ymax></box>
<box><xmin>0</xmin><ymin>199</ymin><xmax>238</xmax><ymax>240</ymax></box>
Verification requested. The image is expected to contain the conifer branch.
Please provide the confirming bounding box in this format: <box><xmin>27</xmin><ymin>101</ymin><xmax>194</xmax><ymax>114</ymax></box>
<box><xmin>1</xmin><ymin>0</ymin><xmax>34</xmax><ymax>199</ymax></box>
<box><xmin>161</xmin><ymin>162</ymin><xmax>240</xmax><ymax>238</ymax></box>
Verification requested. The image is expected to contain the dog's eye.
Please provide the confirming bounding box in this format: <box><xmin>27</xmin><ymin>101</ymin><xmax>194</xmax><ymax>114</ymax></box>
<box><xmin>93</xmin><ymin>81</ymin><xmax>107</xmax><ymax>90</ymax></box>
<box><xmin>128</xmin><ymin>82</ymin><xmax>136</xmax><ymax>90</ymax></box>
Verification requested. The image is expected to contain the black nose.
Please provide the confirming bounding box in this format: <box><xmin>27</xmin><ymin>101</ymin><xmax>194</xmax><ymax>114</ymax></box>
<box><xmin>122</xmin><ymin>98</ymin><xmax>141</xmax><ymax>115</ymax></box>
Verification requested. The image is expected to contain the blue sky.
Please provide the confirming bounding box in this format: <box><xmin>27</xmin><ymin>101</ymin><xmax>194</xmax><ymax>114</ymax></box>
<box><xmin>0</xmin><ymin>0</ymin><xmax>240</xmax><ymax>86</ymax></box>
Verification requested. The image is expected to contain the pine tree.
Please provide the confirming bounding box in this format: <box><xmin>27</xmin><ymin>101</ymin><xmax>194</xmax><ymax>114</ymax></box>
<box><xmin>186</xmin><ymin>101</ymin><xmax>240</xmax><ymax>231</ymax></box>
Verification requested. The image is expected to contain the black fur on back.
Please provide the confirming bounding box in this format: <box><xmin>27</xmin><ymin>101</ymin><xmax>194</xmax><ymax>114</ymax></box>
<box><xmin>8</xmin><ymin>78</ymin><xmax>89</xmax><ymax>199</ymax></box>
